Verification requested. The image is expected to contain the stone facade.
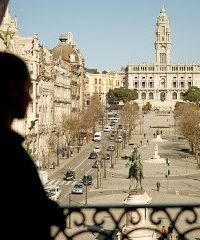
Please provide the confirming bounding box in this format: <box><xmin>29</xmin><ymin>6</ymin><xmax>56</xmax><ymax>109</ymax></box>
<box><xmin>120</xmin><ymin>8</ymin><xmax>200</xmax><ymax>110</ymax></box>
<box><xmin>85</xmin><ymin>70</ymin><xmax>121</xmax><ymax>106</ymax></box>
<box><xmin>0</xmin><ymin>7</ymin><xmax>87</xmax><ymax>163</ymax></box>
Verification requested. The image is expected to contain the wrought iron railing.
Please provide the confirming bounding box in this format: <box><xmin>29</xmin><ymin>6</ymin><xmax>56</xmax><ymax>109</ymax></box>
<box><xmin>52</xmin><ymin>204</ymin><xmax>200</xmax><ymax>240</ymax></box>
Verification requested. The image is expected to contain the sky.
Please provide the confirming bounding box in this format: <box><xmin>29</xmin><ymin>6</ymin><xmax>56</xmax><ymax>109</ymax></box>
<box><xmin>8</xmin><ymin>0</ymin><xmax>200</xmax><ymax>72</ymax></box>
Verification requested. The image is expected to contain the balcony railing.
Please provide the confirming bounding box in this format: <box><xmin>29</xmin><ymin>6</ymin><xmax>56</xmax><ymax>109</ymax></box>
<box><xmin>52</xmin><ymin>204</ymin><xmax>200</xmax><ymax>240</ymax></box>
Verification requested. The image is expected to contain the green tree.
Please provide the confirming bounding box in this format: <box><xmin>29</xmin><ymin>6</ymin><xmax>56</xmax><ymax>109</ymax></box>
<box><xmin>183</xmin><ymin>87</ymin><xmax>200</xmax><ymax>103</ymax></box>
<box><xmin>142</xmin><ymin>102</ymin><xmax>152</xmax><ymax>113</ymax></box>
<box><xmin>107</xmin><ymin>88</ymin><xmax>138</xmax><ymax>104</ymax></box>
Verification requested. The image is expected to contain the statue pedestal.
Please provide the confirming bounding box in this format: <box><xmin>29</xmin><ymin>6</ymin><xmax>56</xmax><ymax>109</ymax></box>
<box><xmin>120</xmin><ymin>189</ymin><xmax>157</xmax><ymax>240</ymax></box>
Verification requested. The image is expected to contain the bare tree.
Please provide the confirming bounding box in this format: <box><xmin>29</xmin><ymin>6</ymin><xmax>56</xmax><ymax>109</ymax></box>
<box><xmin>175</xmin><ymin>102</ymin><xmax>200</xmax><ymax>166</ymax></box>
<box><xmin>119</xmin><ymin>102</ymin><xmax>139</xmax><ymax>139</ymax></box>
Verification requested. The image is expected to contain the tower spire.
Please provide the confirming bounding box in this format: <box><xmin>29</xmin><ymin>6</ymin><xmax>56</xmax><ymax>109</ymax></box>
<box><xmin>155</xmin><ymin>7</ymin><xmax>171</xmax><ymax>65</ymax></box>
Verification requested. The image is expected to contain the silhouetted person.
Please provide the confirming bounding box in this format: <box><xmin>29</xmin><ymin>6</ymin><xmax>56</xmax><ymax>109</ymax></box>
<box><xmin>0</xmin><ymin>52</ymin><xmax>65</xmax><ymax>240</ymax></box>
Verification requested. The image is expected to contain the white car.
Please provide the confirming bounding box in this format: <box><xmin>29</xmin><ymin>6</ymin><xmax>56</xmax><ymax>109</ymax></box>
<box><xmin>44</xmin><ymin>185</ymin><xmax>61</xmax><ymax>201</ymax></box>
<box><xmin>71</xmin><ymin>183</ymin><xmax>84</xmax><ymax>194</ymax></box>
<box><xmin>116</xmin><ymin>135</ymin><xmax>123</xmax><ymax>143</ymax></box>
<box><xmin>93</xmin><ymin>145</ymin><xmax>101</xmax><ymax>153</ymax></box>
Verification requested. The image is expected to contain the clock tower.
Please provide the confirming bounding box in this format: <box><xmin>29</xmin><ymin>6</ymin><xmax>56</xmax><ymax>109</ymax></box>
<box><xmin>155</xmin><ymin>7</ymin><xmax>171</xmax><ymax>65</ymax></box>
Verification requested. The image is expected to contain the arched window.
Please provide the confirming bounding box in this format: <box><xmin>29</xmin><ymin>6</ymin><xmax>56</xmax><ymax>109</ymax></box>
<box><xmin>149</xmin><ymin>92</ymin><xmax>154</xmax><ymax>100</ymax></box>
<box><xmin>180</xmin><ymin>92</ymin><xmax>184</xmax><ymax>100</ymax></box>
<box><xmin>172</xmin><ymin>92</ymin><xmax>177</xmax><ymax>100</ymax></box>
<box><xmin>160</xmin><ymin>92</ymin><xmax>165</xmax><ymax>101</ymax></box>
<box><xmin>141</xmin><ymin>92</ymin><xmax>146</xmax><ymax>100</ymax></box>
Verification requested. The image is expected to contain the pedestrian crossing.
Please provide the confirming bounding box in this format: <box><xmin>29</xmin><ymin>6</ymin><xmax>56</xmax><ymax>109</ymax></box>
<box><xmin>46</xmin><ymin>179</ymin><xmax>79</xmax><ymax>186</ymax></box>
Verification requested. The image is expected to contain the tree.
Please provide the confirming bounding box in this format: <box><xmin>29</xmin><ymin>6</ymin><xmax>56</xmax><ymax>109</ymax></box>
<box><xmin>142</xmin><ymin>102</ymin><xmax>152</xmax><ymax>113</ymax></box>
<box><xmin>119</xmin><ymin>102</ymin><xmax>139</xmax><ymax>139</ymax></box>
<box><xmin>183</xmin><ymin>86</ymin><xmax>200</xmax><ymax>103</ymax></box>
<box><xmin>174</xmin><ymin>102</ymin><xmax>200</xmax><ymax>166</ymax></box>
<box><xmin>107</xmin><ymin>88</ymin><xmax>138</xmax><ymax>105</ymax></box>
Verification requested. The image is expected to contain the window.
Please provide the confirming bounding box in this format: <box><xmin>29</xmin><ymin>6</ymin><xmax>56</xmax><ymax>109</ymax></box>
<box><xmin>172</xmin><ymin>92</ymin><xmax>177</xmax><ymax>100</ymax></box>
<box><xmin>141</xmin><ymin>92</ymin><xmax>146</xmax><ymax>100</ymax></box>
<box><xmin>95</xmin><ymin>78</ymin><xmax>97</xmax><ymax>84</ymax></box>
<box><xmin>180</xmin><ymin>92</ymin><xmax>184</xmax><ymax>100</ymax></box>
<box><xmin>142</xmin><ymin>82</ymin><xmax>146</xmax><ymax>88</ymax></box>
<box><xmin>149</xmin><ymin>92</ymin><xmax>153</xmax><ymax>100</ymax></box>
<box><xmin>180</xmin><ymin>82</ymin><xmax>184</xmax><ymax>88</ymax></box>
<box><xmin>160</xmin><ymin>53</ymin><xmax>166</xmax><ymax>64</ymax></box>
<box><xmin>188</xmin><ymin>82</ymin><xmax>192</xmax><ymax>87</ymax></box>
<box><xmin>149</xmin><ymin>82</ymin><xmax>153</xmax><ymax>88</ymax></box>
<box><xmin>173</xmin><ymin>82</ymin><xmax>177</xmax><ymax>88</ymax></box>
<box><xmin>160</xmin><ymin>92</ymin><xmax>166</xmax><ymax>101</ymax></box>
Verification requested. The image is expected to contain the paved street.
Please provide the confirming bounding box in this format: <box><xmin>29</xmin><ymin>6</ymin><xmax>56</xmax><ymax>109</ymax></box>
<box><xmin>45</xmin><ymin>111</ymin><xmax>200</xmax><ymax>205</ymax></box>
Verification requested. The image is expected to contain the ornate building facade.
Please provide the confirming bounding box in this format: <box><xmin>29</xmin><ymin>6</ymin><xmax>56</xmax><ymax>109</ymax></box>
<box><xmin>85</xmin><ymin>70</ymin><xmax>121</xmax><ymax>106</ymax></box>
<box><xmin>120</xmin><ymin>8</ymin><xmax>200</xmax><ymax>110</ymax></box>
<box><xmin>0</xmin><ymin>7</ymin><xmax>86</xmax><ymax>165</ymax></box>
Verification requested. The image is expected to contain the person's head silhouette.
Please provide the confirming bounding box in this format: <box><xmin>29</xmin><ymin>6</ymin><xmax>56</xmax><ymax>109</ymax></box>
<box><xmin>0</xmin><ymin>52</ymin><xmax>32</xmax><ymax>126</ymax></box>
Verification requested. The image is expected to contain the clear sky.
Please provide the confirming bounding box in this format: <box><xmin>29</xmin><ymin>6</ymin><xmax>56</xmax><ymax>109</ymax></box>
<box><xmin>9</xmin><ymin>0</ymin><xmax>200</xmax><ymax>72</ymax></box>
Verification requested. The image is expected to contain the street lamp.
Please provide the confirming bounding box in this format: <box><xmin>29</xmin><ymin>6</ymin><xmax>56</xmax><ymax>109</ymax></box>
<box><xmin>68</xmin><ymin>190</ymin><xmax>72</xmax><ymax>229</ymax></box>
<box><xmin>110</xmin><ymin>148</ymin><xmax>114</xmax><ymax>169</ymax></box>
<box><xmin>97</xmin><ymin>163</ymin><xmax>100</xmax><ymax>189</ymax></box>
<box><xmin>85</xmin><ymin>174</ymin><xmax>88</xmax><ymax>205</ymax></box>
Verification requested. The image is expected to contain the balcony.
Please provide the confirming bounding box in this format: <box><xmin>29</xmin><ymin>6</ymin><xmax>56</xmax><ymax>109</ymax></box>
<box><xmin>51</xmin><ymin>204</ymin><xmax>200</xmax><ymax>239</ymax></box>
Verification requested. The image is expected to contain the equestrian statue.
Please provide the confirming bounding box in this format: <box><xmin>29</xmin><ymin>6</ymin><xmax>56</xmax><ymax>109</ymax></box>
<box><xmin>127</xmin><ymin>147</ymin><xmax>144</xmax><ymax>192</ymax></box>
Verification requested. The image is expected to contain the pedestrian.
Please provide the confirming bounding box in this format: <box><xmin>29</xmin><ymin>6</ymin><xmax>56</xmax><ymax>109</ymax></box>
<box><xmin>156</xmin><ymin>181</ymin><xmax>161</xmax><ymax>191</ymax></box>
<box><xmin>158</xmin><ymin>225</ymin><xmax>167</xmax><ymax>240</ymax></box>
<box><xmin>0</xmin><ymin>52</ymin><xmax>65</xmax><ymax>240</ymax></box>
<box><xmin>147</xmin><ymin>139</ymin><xmax>149</xmax><ymax>145</ymax></box>
<box><xmin>153</xmin><ymin>133</ymin><xmax>156</xmax><ymax>138</ymax></box>
<box><xmin>167</xmin><ymin>223</ymin><xmax>173</xmax><ymax>240</ymax></box>
<box><xmin>140</xmin><ymin>140</ymin><xmax>143</xmax><ymax>146</ymax></box>
<box><xmin>143</xmin><ymin>133</ymin><xmax>146</xmax><ymax>138</ymax></box>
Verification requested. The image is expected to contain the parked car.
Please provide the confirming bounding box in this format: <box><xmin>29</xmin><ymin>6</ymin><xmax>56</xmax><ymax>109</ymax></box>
<box><xmin>92</xmin><ymin>160</ymin><xmax>103</xmax><ymax>168</ymax></box>
<box><xmin>88</xmin><ymin>151</ymin><xmax>98</xmax><ymax>159</ymax></box>
<box><xmin>64</xmin><ymin>169</ymin><xmax>75</xmax><ymax>181</ymax></box>
<box><xmin>93</xmin><ymin>145</ymin><xmax>101</xmax><ymax>153</ymax></box>
<box><xmin>44</xmin><ymin>185</ymin><xmax>61</xmax><ymax>201</ymax></box>
<box><xmin>71</xmin><ymin>183</ymin><xmax>84</xmax><ymax>194</ymax></box>
<box><xmin>81</xmin><ymin>175</ymin><xmax>93</xmax><ymax>185</ymax></box>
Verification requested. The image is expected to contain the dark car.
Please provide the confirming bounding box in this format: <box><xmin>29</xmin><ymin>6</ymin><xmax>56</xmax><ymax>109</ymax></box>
<box><xmin>88</xmin><ymin>151</ymin><xmax>98</xmax><ymax>159</ymax></box>
<box><xmin>101</xmin><ymin>153</ymin><xmax>110</xmax><ymax>160</ymax></box>
<box><xmin>92</xmin><ymin>160</ymin><xmax>103</xmax><ymax>168</ymax></box>
<box><xmin>81</xmin><ymin>175</ymin><xmax>93</xmax><ymax>185</ymax></box>
<box><xmin>64</xmin><ymin>169</ymin><xmax>75</xmax><ymax>181</ymax></box>
<box><xmin>107</xmin><ymin>144</ymin><xmax>115</xmax><ymax>151</ymax></box>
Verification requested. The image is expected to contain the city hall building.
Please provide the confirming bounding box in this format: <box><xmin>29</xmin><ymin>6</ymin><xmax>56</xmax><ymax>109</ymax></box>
<box><xmin>120</xmin><ymin>8</ymin><xmax>200</xmax><ymax>110</ymax></box>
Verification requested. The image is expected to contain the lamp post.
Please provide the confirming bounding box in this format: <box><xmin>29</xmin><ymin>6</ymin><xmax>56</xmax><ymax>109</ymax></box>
<box><xmin>110</xmin><ymin>148</ymin><xmax>114</xmax><ymax>168</ymax></box>
<box><xmin>68</xmin><ymin>191</ymin><xmax>72</xmax><ymax>229</ymax></box>
<box><xmin>85</xmin><ymin>173</ymin><xmax>88</xmax><ymax>205</ymax></box>
<box><xmin>97</xmin><ymin>163</ymin><xmax>100</xmax><ymax>189</ymax></box>
<box><xmin>103</xmin><ymin>154</ymin><xmax>106</xmax><ymax>178</ymax></box>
